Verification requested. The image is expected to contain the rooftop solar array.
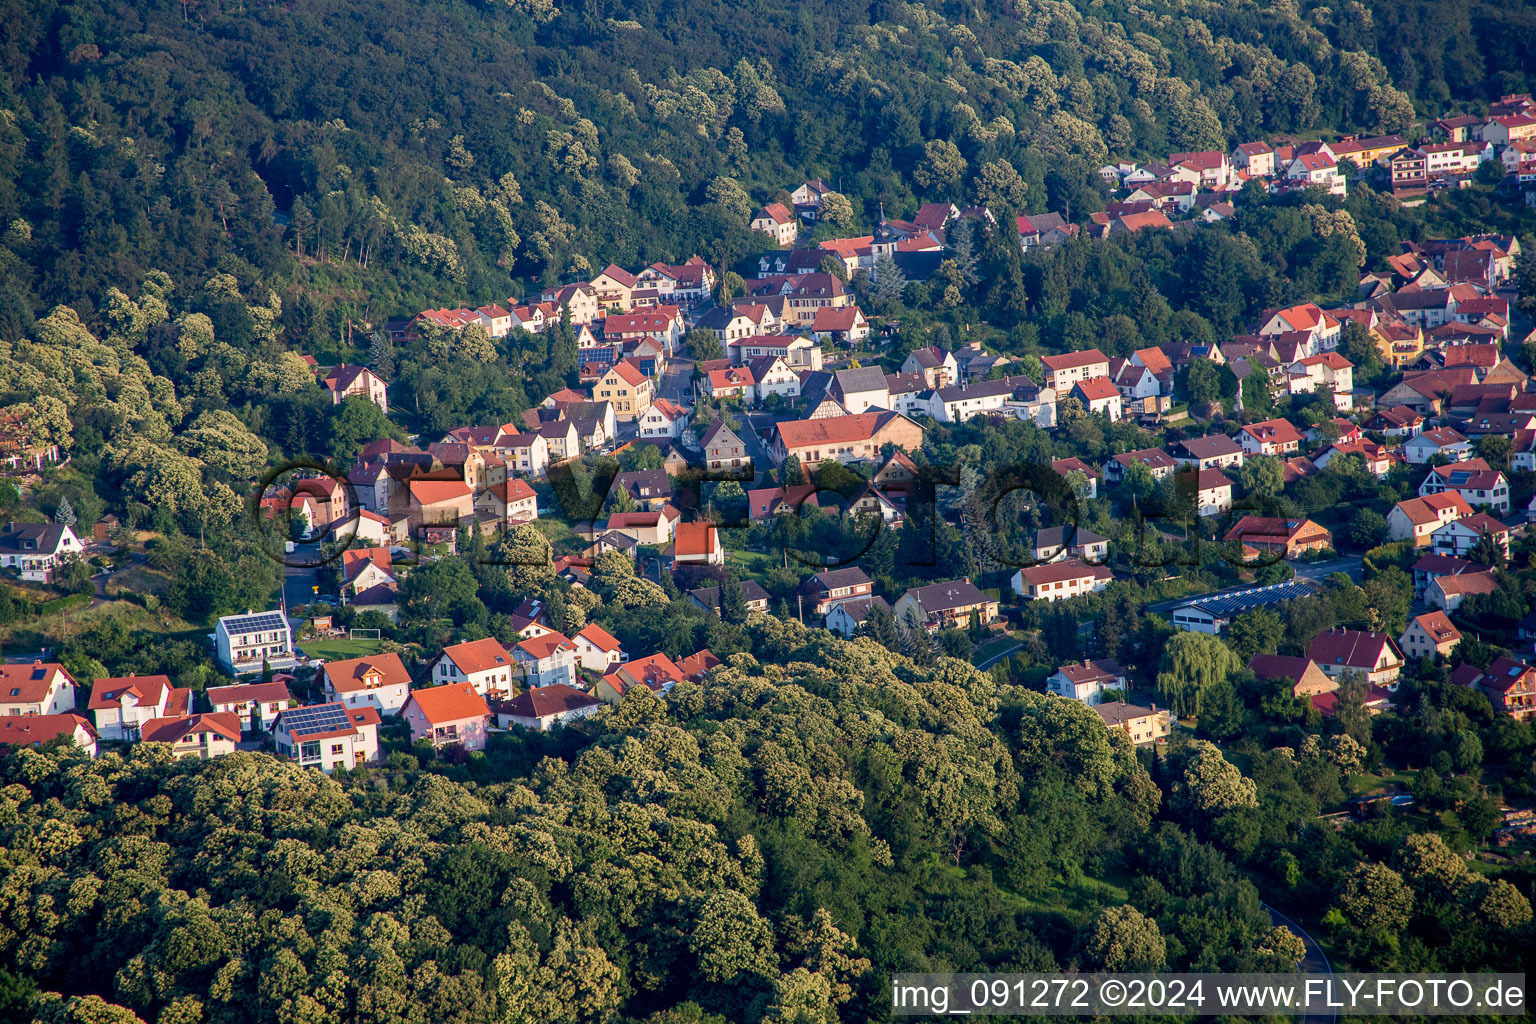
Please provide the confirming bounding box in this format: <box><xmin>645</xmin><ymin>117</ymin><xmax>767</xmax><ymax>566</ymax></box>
<box><xmin>278</xmin><ymin>704</ymin><xmax>351</xmax><ymax>737</ymax></box>
<box><xmin>222</xmin><ymin>612</ymin><xmax>289</xmax><ymax>635</ymax></box>
<box><xmin>1179</xmin><ymin>579</ymin><xmax>1321</xmax><ymax>618</ymax></box>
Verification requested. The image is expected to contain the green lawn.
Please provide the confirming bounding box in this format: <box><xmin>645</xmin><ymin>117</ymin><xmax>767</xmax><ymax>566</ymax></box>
<box><xmin>1343</xmin><ymin>769</ymin><xmax>1417</xmax><ymax>799</ymax></box>
<box><xmin>299</xmin><ymin>635</ymin><xmax>387</xmax><ymax>661</ymax></box>
<box><xmin>971</xmin><ymin>632</ymin><xmax>1024</xmax><ymax>666</ymax></box>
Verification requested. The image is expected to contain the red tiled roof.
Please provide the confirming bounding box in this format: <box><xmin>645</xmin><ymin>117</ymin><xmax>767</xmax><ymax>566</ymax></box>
<box><xmin>576</xmin><ymin>623</ymin><xmax>622</xmax><ymax>652</ymax></box>
<box><xmin>410</xmin><ymin>479</ymin><xmax>472</xmax><ymax>505</ymax></box>
<box><xmin>0</xmin><ymin>663</ymin><xmax>73</xmax><ymax>704</ymax></box>
<box><xmin>88</xmin><ymin>674</ymin><xmax>174</xmax><ymax>710</ymax></box>
<box><xmin>440</xmin><ymin>638</ymin><xmax>513</xmax><ymax>676</ymax></box>
<box><xmin>322</xmin><ymin>653</ymin><xmax>412</xmax><ymax>693</ymax></box>
<box><xmin>672</xmin><ymin>521</ymin><xmax>719</xmax><ymax>557</ymax></box>
<box><xmin>1041</xmin><ymin>348</ymin><xmax>1109</xmax><ymax>371</ymax></box>
<box><xmin>408</xmin><ymin>682</ymin><xmax>490</xmax><ymax>725</ymax></box>
<box><xmin>141</xmin><ymin>712</ymin><xmax>242</xmax><ymax>745</ymax></box>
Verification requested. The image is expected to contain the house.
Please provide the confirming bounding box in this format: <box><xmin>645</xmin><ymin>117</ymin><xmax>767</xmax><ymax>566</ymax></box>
<box><xmin>0</xmin><ymin>662</ymin><xmax>77</xmax><ymax>718</ymax></box>
<box><xmin>1312</xmin><ymin>439</ymin><xmax>1394</xmax><ymax>478</ymax></box>
<box><xmin>1015</xmin><ymin>211</ymin><xmax>1079</xmax><ymax>249</ymax></box>
<box><xmin>1388</xmin><ymin>492</ymin><xmax>1474</xmax><ymax>546</ymax></box>
<box><xmin>1032</xmin><ymin>526</ymin><xmax>1109</xmax><ymax>565</ymax></box>
<box><xmin>825</xmin><ymin>596</ymin><xmax>892</xmax><ymax>636</ymax></box>
<box><xmin>705</xmin><ymin>365</ymin><xmax>756</xmax><ymax>403</ymax></box>
<box><xmin>595</xmin><ymin>652</ymin><xmax>688</xmax><ymax>702</ymax></box>
<box><xmin>1307</xmin><ymin>629</ymin><xmax>1406</xmax><ymax>689</ymax></box>
<box><xmin>926</xmin><ymin>378</ymin><xmax>1020</xmax><ymax>423</ymax></box>
<box><xmin>1052</xmin><ymin>457</ymin><xmax>1100</xmax><ymax>498</ymax></box>
<box><xmin>589</xmin><ymin>264</ymin><xmax>640</xmax><ymax>312</ymax></box>
<box><xmin>341</xmin><ymin>546</ymin><xmax>395</xmax><ymax>597</ymax></box>
<box><xmin>1463</xmin><ymin>657</ymin><xmax>1536</xmax><ymax>721</ymax></box>
<box><xmin>791</xmin><ymin>179</ymin><xmax>836</xmax><ymax>215</ymax></box>
<box><xmin>1093</xmin><ymin>702</ymin><xmax>1171</xmax><ymax>745</ymax></box>
<box><xmin>1364</xmin><ymin>405</ymin><xmax>1425</xmax><ymax>438</ymax></box>
<box><xmin>728</xmin><ymin>333</ymin><xmax>822</xmax><ymax>371</ymax></box>
<box><xmin>812</xmin><ymin>306</ymin><xmax>869</xmax><ymax>345</ymax></box>
<box><xmin>1403</xmin><ymin>427</ymin><xmax>1472</xmax><ymax>464</ymax></box>
<box><xmin>1412</xmin><ymin>553</ymin><xmax>1484</xmax><ymax>600</ymax></box>
<box><xmin>432</xmin><ymin>638</ymin><xmax>517</xmax><ymax>698</ymax></box>
<box><xmin>1232</xmin><ymin>141</ymin><xmax>1276</xmax><ymax>178</ymax></box>
<box><xmin>87</xmin><ymin>674</ymin><xmax>189</xmax><ymax>742</ymax></box>
<box><xmin>0</xmin><ymin>523</ymin><xmax>85</xmax><ymax>582</ymax></box>
<box><xmin>832</xmin><ymin>367</ymin><xmax>891</xmax><ymax>414</ymax></box>
<box><xmin>901</xmin><ymin>347</ymin><xmax>960</xmax><ymax>389</ymax></box>
<box><xmin>1040</xmin><ymin>348</ymin><xmax>1110</xmax><ymax>390</ymax></box>
<box><xmin>490</xmin><ymin>429</ymin><xmax>550</xmax><ymax>478</ymax></box>
<box><xmin>403</xmin><ymin>683</ymin><xmax>492</xmax><ymax>751</ymax></box>
<box><xmin>273</xmin><ymin>703</ymin><xmax>381</xmax><ymax>773</ymax></box>
<box><xmin>1011</xmin><ymin>559</ymin><xmax>1114</xmax><ymax>602</ymax></box>
<box><xmin>214</xmin><ymin>610</ymin><xmax>296</xmax><ymax>675</ymax></box>
<box><xmin>476</xmin><ymin>479</ymin><xmax>539</xmax><ymax>524</ymax></box>
<box><xmin>291</xmin><ymin>477</ymin><xmax>349</xmax><ymax>530</ymax></box>
<box><xmin>687</xmin><ymin>580</ymin><xmax>772</xmax><ymax>616</ymax></box>
<box><xmin>594</xmin><ymin>360</ymin><xmax>654</xmax><ymax>422</ymax></box>
<box><xmin>321</xmin><ymin>364</ymin><xmax>388</xmax><ymax>413</ymax></box>
<box><xmin>1248</xmin><ymin>654</ymin><xmax>1337</xmax><ymax>697</ymax></box>
<box><xmin>701</xmin><ymin>421</ymin><xmax>751</xmax><ymax>474</ymax></box>
<box><xmin>803</xmin><ymin>567</ymin><xmax>874</xmax><ymax>615</ymax></box>
<box><xmin>1398</xmin><ymin>612</ymin><xmax>1461</xmax><ymax>661</ymax></box>
<box><xmin>1071</xmin><ymin>377</ymin><xmax>1123</xmax><ymax>420</ymax></box>
<box><xmin>749</xmin><ymin>356</ymin><xmax>802</xmax><ymax>404</ymax></box>
<box><xmin>1106</xmin><ymin>447</ymin><xmax>1177</xmax><ymax>484</ymax></box>
<box><xmin>770</xmin><ymin>411</ymin><xmax>924</xmax><ymax>467</ymax></box>
<box><xmin>206</xmin><ymin>679</ymin><xmax>292</xmax><ymax>733</ymax></box>
<box><xmin>511</xmin><ymin>631</ymin><xmax>578</xmax><ymax>689</ymax></box>
<box><xmin>1238</xmin><ymin>418</ymin><xmax>1304</xmax><ymax>456</ymax></box>
<box><xmin>320</xmin><ymin>652</ymin><xmax>412</xmax><ymax>716</ymax></box>
<box><xmin>668</xmin><ymin>521</ymin><xmax>724</xmax><ymax>567</ymax></box>
<box><xmin>0</xmin><ymin>714</ymin><xmax>97</xmax><ymax>757</ymax></box>
<box><xmin>601</xmin><ymin>508</ymin><xmax>678</xmax><ymax>546</ymax></box>
<box><xmin>612</xmin><ymin>469</ymin><xmax>674</xmax><ymax>512</ymax></box>
<box><xmin>1418</xmin><ymin>459</ymin><xmax>1510</xmax><ymax>514</ymax></box>
<box><xmin>747</xmin><ymin>483</ymin><xmax>820</xmax><ymax>521</ymax></box>
<box><xmin>1431</xmin><ymin>513</ymin><xmax>1511</xmax><ymax>560</ymax></box>
<box><xmin>751</xmin><ymin>202</ymin><xmax>798</xmax><ymax>246</ymax></box>
<box><xmin>1223</xmin><ymin>516</ymin><xmax>1332</xmax><ymax>559</ymax></box>
<box><xmin>697</xmin><ymin>304</ymin><xmax>771</xmax><ymax>344</ymax></box>
<box><xmin>570</xmin><ymin>623</ymin><xmax>625</xmax><ymax>673</ymax></box>
<box><xmin>1288</xmin><ymin>352</ymin><xmax>1354</xmax><ymax>408</ymax></box>
<box><xmin>1427</xmin><ymin>569</ymin><xmax>1499</xmax><ymax>613</ymax></box>
<box><xmin>1194</xmin><ymin>469</ymin><xmax>1234</xmax><ymax>517</ymax></box>
<box><xmin>639</xmin><ymin>398</ymin><xmax>690</xmax><ymax>441</ymax></box>
<box><xmin>498</xmin><ymin>684</ymin><xmax>603</xmax><ymax>730</ymax></box>
<box><xmin>895</xmin><ymin>578</ymin><xmax>1000</xmax><ymax>631</ymax></box>
<box><xmin>676</xmin><ymin>649</ymin><xmax>723</xmax><ymax>682</ymax></box>
<box><xmin>140</xmin><ymin>713</ymin><xmax>241</xmax><ymax>760</ymax></box>
<box><xmin>1047</xmin><ymin>659</ymin><xmax>1128</xmax><ymax>704</ymax></box>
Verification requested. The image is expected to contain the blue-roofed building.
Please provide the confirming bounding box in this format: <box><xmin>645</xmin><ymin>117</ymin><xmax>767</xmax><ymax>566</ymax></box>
<box><xmin>1168</xmin><ymin>579</ymin><xmax>1322</xmax><ymax>635</ymax></box>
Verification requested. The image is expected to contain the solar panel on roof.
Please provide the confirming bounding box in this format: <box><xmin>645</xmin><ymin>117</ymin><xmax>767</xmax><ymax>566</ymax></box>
<box><xmin>278</xmin><ymin>704</ymin><xmax>351</xmax><ymax>736</ymax></box>
<box><xmin>1182</xmin><ymin>579</ymin><xmax>1321</xmax><ymax>618</ymax></box>
<box><xmin>224</xmin><ymin>612</ymin><xmax>288</xmax><ymax>634</ymax></box>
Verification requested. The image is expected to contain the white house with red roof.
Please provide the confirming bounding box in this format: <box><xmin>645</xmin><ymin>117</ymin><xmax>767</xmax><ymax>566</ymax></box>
<box><xmin>595</xmin><ymin>653</ymin><xmax>688</xmax><ymax>702</ymax></box>
<box><xmin>322</xmin><ymin>365</ymin><xmax>388</xmax><ymax>413</ymax></box>
<box><xmin>273</xmin><ymin>703</ymin><xmax>381</xmax><ymax>772</ymax></box>
<box><xmin>1307</xmin><ymin>628</ymin><xmax>1405</xmax><ymax>689</ymax></box>
<box><xmin>750</xmin><ymin>202</ymin><xmax>798</xmax><ymax>246</ymax></box>
<box><xmin>1071</xmin><ymin>377</ymin><xmax>1123</xmax><ymax>420</ymax></box>
<box><xmin>1258</xmin><ymin>303</ymin><xmax>1341</xmax><ymax>353</ymax></box>
<box><xmin>1431</xmin><ymin>512</ymin><xmax>1511</xmax><ymax>560</ymax></box>
<box><xmin>432</xmin><ymin>638</ymin><xmax>517</xmax><ymax>698</ymax></box>
<box><xmin>141</xmin><ymin>713</ymin><xmax>242</xmax><ymax>760</ymax></box>
<box><xmin>404</xmin><ymin>683</ymin><xmax>493</xmax><ymax>751</ymax></box>
<box><xmin>87</xmin><ymin>674</ymin><xmax>191</xmax><ymax>742</ymax></box>
<box><xmin>1168</xmin><ymin>150</ymin><xmax>1233</xmax><ymax>188</ymax></box>
<box><xmin>320</xmin><ymin>652</ymin><xmax>413</xmax><ymax>716</ymax></box>
<box><xmin>1388</xmin><ymin>492</ymin><xmax>1473</xmax><ymax>546</ymax></box>
<box><xmin>1419</xmin><ymin>458</ymin><xmax>1510</xmax><ymax>514</ymax></box>
<box><xmin>1047</xmin><ymin>659</ymin><xmax>1129</xmax><ymax>704</ymax></box>
<box><xmin>1040</xmin><ymin>348</ymin><xmax>1110</xmax><ymax>389</ymax></box>
<box><xmin>1398</xmin><ymin>611</ymin><xmax>1461</xmax><ymax>662</ymax></box>
<box><xmin>589</xmin><ymin>264</ymin><xmax>640</xmax><ymax>312</ymax></box>
<box><xmin>1238</xmin><ymin>418</ymin><xmax>1304</xmax><ymax>456</ymax></box>
<box><xmin>639</xmin><ymin>398</ymin><xmax>690</xmax><ymax>440</ymax></box>
<box><xmin>499</xmin><ymin>684</ymin><xmax>603</xmax><ymax>730</ymax></box>
<box><xmin>206</xmin><ymin>679</ymin><xmax>293</xmax><ymax>732</ymax></box>
<box><xmin>574</xmin><ymin>623</ymin><xmax>625</xmax><ymax>673</ymax></box>
<box><xmin>0</xmin><ymin>713</ymin><xmax>97</xmax><ymax>757</ymax></box>
<box><xmin>512</xmin><ymin>631</ymin><xmax>578</xmax><ymax>688</ymax></box>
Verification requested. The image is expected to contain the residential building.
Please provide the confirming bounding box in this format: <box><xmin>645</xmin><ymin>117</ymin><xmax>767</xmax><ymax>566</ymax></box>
<box><xmin>1032</xmin><ymin>526</ymin><xmax>1109</xmax><ymax>565</ymax></box>
<box><xmin>1431</xmin><ymin>513</ymin><xmax>1511</xmax><ymax>561</ymax></box>
<box><xmin>1238</xmin><ymin>418</ymin><xmax>1304</xmax><ymax>456</ymax></box>
<box><xmin>214</xmin><ymin>610</ymin><xmax>296</xmax><ymax>675</ymax></box>
<box><xmin>1047</xmin><ymin>659</ymin><xmax>1128</xmax><ymax>704</ymax></box>
<box><xmin>1307</xmin><ymin>629</ymin><xmax>1405</xmax><ymax>689</ymax></box>
<box><xmin>701</xmin><ymin>421</ymin><xmax>751</xmax><ymax>474</ymax></box>
<box><xmin>1412</xmin><ymin>553</ymin><xmax>1483</xmax><ymax>600</ymax></box>
<box><xmin>87</xmin><ymin>674</ymin><xmax>190</xmax><ymax>742</ymax></box>
<box><xmin>1398</xmin><ymin>612</ymin><xmax>1461</xmax><ymax>661</ymax></box>
<box><xmin>507</xmin><ymin>631</ymin><xmax>576</xmax><ymax>689</ymax></box>
<box><xmin>475</xmin><ymin>479</ymin><xmax>539</xmax><ymax>524</ymax></box>
<box><xmin>901</xmin><ymin>346</ymin><xmax>960</xmax><ymax>388</ymax></box>
<box><xmin>499</xmin><ymin>684</ymin><xmax>603</xmax><ymax>730</ymax></box>
<box><xmin>403</xmin><ymin>683</ymin><xmax>492</xmax><ymax>751</ymax></box>
<box><xmin>0</xmin><ymin>713</ymin><xmax>97</xmax><ymax>757</ymax></box>
<box><xmin>803</xmin><ymin>567</ymin><xmax>874</xmax><ymax>616</ymax></box>
<box><xmin>926</xmin><ymin>378</ymin><xmax>1019</xmax><ymax>423</ymax></box>
<box><xmin>594</xmin><ymin>360</ymin><xmax>654</xmax><ymax>421</ymax></box>
<box><xmin>273</xmin><ymin>703</ymin><xmax>381</xmax><ymax>772</ymax></box>
<box><xmin>669</xmin><ymin>521</ymin><xmax>724</xmax><ymax>567</ymax></box>
<box><xmin>1248</xmin><ymin>654</ymin><xmax>1337</xmax><ymax>697</ymax></box>
<box><xmin>751</xmin><ymin>202</ymin><xmax>798</xmax><ymax>246</ymax></box>
<box><xmin>433</xmin><ymin>638</ymin><xmax>518</xmax><ymax>699</ymax></box>
<box><xmin>206</xmin><ymin>679</ymin><xmax>292</xmax><ymax>733</ymax></box>
<box><xmin>1093</xmin><ymin>702</ymin><xmax>1171</xmax><ymax>745</ymax></box>
<box><xmin>320</xmin><ymin>653</ymin><xmax>412</xmax><ymax>716</ymax></box>
<box><xmin>1011</xmin><ymin>559</ymin><xmax>1114</xmax><ymax>602</ymax></box>
<box><xmin>825</xmin><ymin>596</ymin><xmax>892</xmax><ymax>636</ymax></box>
<box><xmin>832</xmin><ymin>367</ymin><xmax>891</xmax><ymax>414</ymax></box>
<box><xmin>1040</xmin><ymin>348</ymin><xmax>1110</xmax><ymax>390</ymax></box>
<box><xmin>1194</xmin><ymin>469</ymin><xmax>1234</xmax><ymax>517</ymax></box>
<box><xmin>639</xmin><ymin>398</ymin><xmax>690</xmax><ymax>440</ymax></box>
<box><xmin>321</xmin><ymin>364</ymin><xmax>388</xmax><ymax>413</ymax></box>
<box><xmin>1426</xmin><ymin>569</ymin><xmax>1499</xmax><ymax>613</ymax></box>
<box><xmin>1388</xmin><ymin>492</ymin><xmax>1474</xmax><ymax>546</ymax></box>
<box><xmin>0</xmin><ymin>662</ymin><xmax>77</xmax><ymax>717</ymax></box>
<box><xmin>595</xmin><ymin>652</ymin><xmax>688</xmax><ymax>702</ymax></box>
<box><xmin>572</xmin><ymin>623</ymin><xmax>625</xmax><ymax>673</ymax></box>
<box><xmin>1419</xmin><ymin>459</ymin><xmax>1510</xmax><ymax>514</ymax></box>
<box><xmin>1106</xmin><ymin>447</ymin><xmax>1177</xmax><ymax>484</ymax></box>
<box><xmin>0</xmin><ymin>523</ymin><xmax>85</xmax><ymax>582</ymax></box>
<box><xmin>1464</xmin><ymin>657</ymin><xmax>1536</xmax><ymax>721</ymax></box>
<box><xmin>1404</xmin><ymin>427</ymin><xmax>1472</xmax><ymax>464</ymax></box>
<box><xmin>770</xmin><ymin>411</ymin><xmax>924</xmax><ymax>467</ymax></box>
<box><xmin>705</xmin><ymin>365</ymin><xmax>756</xmax><ymax>403</ymax></box>
<box><xmin>894</xmin><ymin>579</ymin><xmax>1000</xmax><ymax>630</ymax></box>
<box><xmin>140</xmin><ymin>713</ymin><xmax>241</xmax><ymax>760</ymax></box>
<box><xmin>1071</xmin><ymin>377</ymin><xmax>1123</xmax><ymax>420</ymax></box>
<box><xmin>687</xmin><ymin>581</ymin><xmax>772</xmax><ymax>616</ymax></box>
<box><xmin>1223</xmin><ymin>516</ymin><xmax>1332</xmax><ymax>558</ymax></box>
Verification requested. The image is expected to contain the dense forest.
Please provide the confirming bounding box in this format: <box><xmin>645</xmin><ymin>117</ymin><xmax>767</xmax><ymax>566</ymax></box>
<box><xmin>1</xmin><ymin>0</ymin><xmax>1534</xmax><ymax>341</ymax></box>
<box><xmin>4</xmin><ymin>619</ymin><xmax>1530</xmax><ymax>1024</ymax></box>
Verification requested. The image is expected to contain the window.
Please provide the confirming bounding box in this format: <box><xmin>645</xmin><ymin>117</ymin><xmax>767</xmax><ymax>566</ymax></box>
<box><xmin>300</xmin><ymin>741</ymin><xmax>321</xmax><ymax>761</ymax></box>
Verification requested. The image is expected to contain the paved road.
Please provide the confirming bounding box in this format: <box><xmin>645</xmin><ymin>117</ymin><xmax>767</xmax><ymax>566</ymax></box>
<box><xmin>1263</xmin><ymin>902</ymin><xmax>1336</xmax><ymax>1024</ymax></box>
<box><xmin>974</xmin><ymin>642</ymin><xmax>1023</xmax><ymax>671</ymax></box>
<box><xmin>658</xmin><ymin>354</ymin><xmax>694</xmax><ymax>407</ymax></box>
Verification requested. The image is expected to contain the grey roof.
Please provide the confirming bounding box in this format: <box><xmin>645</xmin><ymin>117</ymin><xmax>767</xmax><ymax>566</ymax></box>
<box><xmin>834</xmin><ymin>367</ymin><xmax>889</xmax><ymax>397</ymax></box>
<box><xmin>1176</xmin><ymin>434</ymin><xmax>1243</xmax><ymax>460</ymax></box>
<box><xmin>688</xmin><ymin>581</ymin><xmax>772</xmax><ymax>608</ymax></box>
<box><xmin>904</xmin><ymin>579</ymin><xmax>993</xmax><ymax>615</ymax></box>
<box><xmin>0</xmin><ymin>523</ymin><xmax>71</xmax><ymax>555</ymax></box>
<box><xmin>1094</xmin><ymin>701</ymin><xmax>1161</xmax><ymax>727</ymax></box>
<box><xmin>615</xmin><ymin>469</ymin><xmax>672</xmax><ymax>501</ymax></box>
<box><xmin>934</xmin><ymin>378</ymin><xmax>1018</xmax><ymax>402</ymax></box>
<box><xmin>1174</xmin><ymin>580</ymin><xmax>1321</xmax><ymax>619</ymax></box>
<box><xmin>828</xmin><ymin>595</ymin><xmax>890</xmax><ymax>623</ymax></box>
<box><xmin>1035</xmin><ymin>526</ymin><xmax>1108</xmax><ymax>549</ymax></box>
<box><xmin>809</xmin><ymin>567</ymin><xmax>872</xmax><ymax>591</ymax></box>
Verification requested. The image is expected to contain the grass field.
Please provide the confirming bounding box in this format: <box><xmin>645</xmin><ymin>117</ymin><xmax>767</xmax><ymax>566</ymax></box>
<box><xmin>298</xmin><ymin>635</ymin><xmax>387</xmax><ymax>661</ymax></box>
<box><xmin>970</xmin><ymin>633</ymin><xmax>1024</xmax><ymax>666</ymax></box>
<box><xmin>0</xmin><ymin>598</ymin><xmax>196</xmax><ymax>656</ymax></box>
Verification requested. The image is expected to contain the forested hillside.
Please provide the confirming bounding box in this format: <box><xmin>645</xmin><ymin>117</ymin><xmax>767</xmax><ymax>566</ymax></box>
<box><xmin>1</xmin><ymin>0</ymin><xmax>1532</xmax><ymax>340</ymax></box>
